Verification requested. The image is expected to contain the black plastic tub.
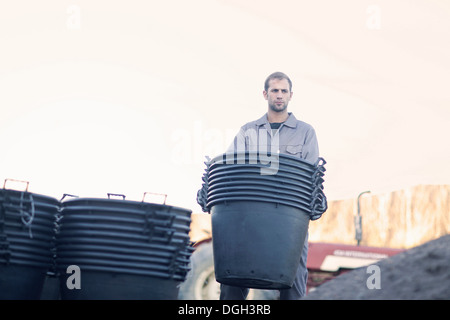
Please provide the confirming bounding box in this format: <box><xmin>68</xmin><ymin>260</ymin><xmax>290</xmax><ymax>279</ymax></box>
<box><xmin>58</xmin><ymin>270</ymin><xmax>182</xmax><ymax>300</ymax></box>
<box><xmin>0</xmin><ymin>265</ymin><xmax>50</xmax><ymax>299</ymax></box>
<box><xmin>211</xmin><ymin>200</ymin><xmax>309</xmax><ymax>289</ymax></box>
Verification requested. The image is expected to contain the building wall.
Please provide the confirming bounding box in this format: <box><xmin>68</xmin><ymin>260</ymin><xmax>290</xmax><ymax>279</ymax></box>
<box><xmin>309</xmin><ymin>185</ymin><xmax>450</xmax><ymax>249</ymax></box>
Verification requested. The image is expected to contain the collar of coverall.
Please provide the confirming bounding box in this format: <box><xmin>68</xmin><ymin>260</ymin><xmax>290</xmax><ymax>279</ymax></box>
<box><xmin>255</xmin><ymin>112</ymin><xmax>298</xmax><ymax>129</ymax></box>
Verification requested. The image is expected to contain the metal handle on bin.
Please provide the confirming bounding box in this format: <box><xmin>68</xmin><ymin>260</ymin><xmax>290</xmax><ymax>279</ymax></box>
<box><xmin>60</xmin><ymin>193</ymin><xmax>79</xmax><ymax>201</ymax></box>
<box><xmin>107</xmin><ymin>193</ymin><xmax>126</xmax><ymax>200</ymax></box>
<box><xmin>3</xmin><ymin>179</ymin><xmax>29</xmax><ymax>192</ymax></box>
<box><xmin>142</xmin><ymin>192</ymin><xmax>167</xmax><ymax>205</ymax></box>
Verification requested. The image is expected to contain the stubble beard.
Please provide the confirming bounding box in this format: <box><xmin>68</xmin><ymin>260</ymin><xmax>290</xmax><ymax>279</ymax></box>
<box><xmin>268</xmin><ymin>102</ymin><xmax>288</xmax><ymax>113</ymax></box>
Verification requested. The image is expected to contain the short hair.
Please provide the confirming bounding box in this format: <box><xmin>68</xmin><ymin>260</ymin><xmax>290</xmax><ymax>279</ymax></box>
<box><xmin>264</xmin><ymin>72</ymin><xmax>292</xmax><ymax>92</ymax></box>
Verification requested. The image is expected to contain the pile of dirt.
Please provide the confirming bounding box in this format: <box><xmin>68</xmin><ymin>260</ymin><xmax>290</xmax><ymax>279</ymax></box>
<box><xmin>303</xmin><ymin>234</ymin><xmax>450</xmax><ymax>300</ymax></box>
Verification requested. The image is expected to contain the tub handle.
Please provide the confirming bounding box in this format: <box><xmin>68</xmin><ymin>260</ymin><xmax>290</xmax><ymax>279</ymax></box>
<box><xmin>142</xmin><ymin>192</ymin><xmax>167</xmax><ymax>205</ymax></box>
<box><xmin>60</xmin><ymin>193</ymin><xmax>79</xmax><ymax>201</ymax></box>
<box><xmin>3</xmin><ymin>179</ymin><xmax>29</xmax><ymax>192</ymax></box>
<box><xmin>107</xmin><ymin>193</ymin><xmax>126</xmax><ymax>200</ymax></box>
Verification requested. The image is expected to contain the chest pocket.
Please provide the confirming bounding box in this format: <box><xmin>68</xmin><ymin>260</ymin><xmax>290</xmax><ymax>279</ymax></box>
<box><xmin>285</xmin><ymin>144</ymin><xmax>303</xmax><ymax>157</ymax></box>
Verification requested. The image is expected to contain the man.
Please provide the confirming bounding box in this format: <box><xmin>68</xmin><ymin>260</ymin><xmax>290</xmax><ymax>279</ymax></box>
<box><xmin>220</xmin><ymin>71</ymin><xmax>320</xmax><ymax>300</ymax></box>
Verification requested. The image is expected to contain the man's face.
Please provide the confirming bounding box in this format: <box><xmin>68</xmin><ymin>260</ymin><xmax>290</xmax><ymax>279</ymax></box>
<box><xmin>263</xmin><ymin>78</ymin><xmax>293</xmax><ymax>113</ymax></box>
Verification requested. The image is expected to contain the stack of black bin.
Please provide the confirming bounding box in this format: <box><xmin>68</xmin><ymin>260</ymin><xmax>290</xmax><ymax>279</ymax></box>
<box><xmin>56</xmin><ymin>196</ymin><xmax>194</xmax><ymax>300</ymax></box>
<box><xmin>0</xmin><ymin>189</ymin><xmax>59</xmax><ymax>299</ymax></box>
<box><xmin>197</xmin><ymin>152</ymin><xmax>327</xmax><ymax>289</ymax></box>
<box><xmin>1</xmin><ymin>185</ymin><xmax>194</xmax><ymax>300</ymax></box>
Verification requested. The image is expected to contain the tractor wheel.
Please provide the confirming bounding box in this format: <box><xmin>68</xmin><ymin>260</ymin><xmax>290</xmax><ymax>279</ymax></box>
<box><xmin>178</xmin><ymin>241</ymin><xmax>278</xmax><ymax>300</ymax></box>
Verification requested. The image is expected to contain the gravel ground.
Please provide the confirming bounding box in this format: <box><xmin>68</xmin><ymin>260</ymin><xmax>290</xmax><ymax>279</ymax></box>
<box><xmin>303</xmin><ymin>234</ymin><xmax>450</xmax><ymax>300</ymax></box>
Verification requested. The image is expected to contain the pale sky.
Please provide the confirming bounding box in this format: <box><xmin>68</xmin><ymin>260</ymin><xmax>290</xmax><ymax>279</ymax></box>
<box><xmin>1</xmin><ymin>0</ymin><xmax>449</xmax><ymax>212</ymax></box>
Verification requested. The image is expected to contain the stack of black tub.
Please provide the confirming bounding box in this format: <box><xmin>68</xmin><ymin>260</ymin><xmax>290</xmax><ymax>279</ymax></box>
<box><xmin>0</xmin><ymin>188</ymin><xmax>59</xmax><ymax>299</ymax></box>
<box><xmin>0</xmin><ymin>182</ymin><xmax>194</xmax><ymax>300</ymax></box>
<box><xmin>56</xmin><ymin>195</ymin><xmax>194</xmax><ymax>300</ymax></box>
<box><xmin>197</xmin><ymin>152</ymin><xmax>327</xmax><ymax>289</ymax></box>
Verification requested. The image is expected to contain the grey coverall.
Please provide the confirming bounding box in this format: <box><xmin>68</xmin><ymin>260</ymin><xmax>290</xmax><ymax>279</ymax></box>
<box><xmin>220</xmin><ymin>112</ymin><xmax>320</xmax><ymax>300</ymax></box>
